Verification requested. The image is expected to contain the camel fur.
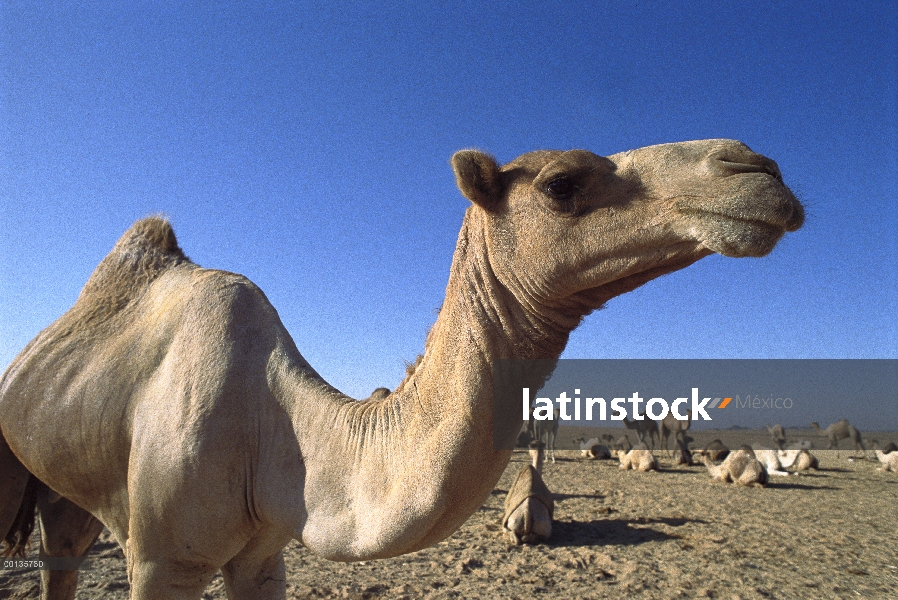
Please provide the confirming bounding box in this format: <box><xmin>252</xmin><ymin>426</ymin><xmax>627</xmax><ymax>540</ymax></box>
<box><xmin>0</xmin><ymin>140</ymin><xmax>802</xmax><ymax>600</ymax></box>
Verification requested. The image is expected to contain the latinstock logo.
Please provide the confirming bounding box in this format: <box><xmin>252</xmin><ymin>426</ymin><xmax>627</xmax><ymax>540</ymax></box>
<box><xmin>522</xmin><ymin>387</ymin><xmax>734</xmax><ymax>423</ymax></box>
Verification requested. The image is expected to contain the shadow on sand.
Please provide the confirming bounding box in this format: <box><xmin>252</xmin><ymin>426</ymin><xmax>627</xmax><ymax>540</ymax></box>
<box><xmin>766</xmin><ymin>481</ymin><xmax>841</xmax><ymax>491</ymax></box>
<box><xmin>546</xmin><ymin>516</ymin><xmax>707</xmax><ymax>548</ymax></box>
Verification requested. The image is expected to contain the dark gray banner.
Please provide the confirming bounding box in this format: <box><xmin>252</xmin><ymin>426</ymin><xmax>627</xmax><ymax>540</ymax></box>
<box><xmin>1</xmin><ymin>557</ymin><xmax>92</xmax><ymax>571</ymax></box>
<box><xmin>493</xmin><ymin>359</ymin><xmax>898</xmax><ymax>450</ymax></box>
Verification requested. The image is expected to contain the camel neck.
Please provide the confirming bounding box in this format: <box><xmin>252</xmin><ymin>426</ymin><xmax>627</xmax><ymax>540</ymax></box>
<box><xmin>287</xmin><ymin>210</ymin><xmax>576</xmax><ymax>560</ymax></box>
<box><xmin>395</xmin><ymin>211</ymin><xmax>573</xmax><ymax>430</ymax></box>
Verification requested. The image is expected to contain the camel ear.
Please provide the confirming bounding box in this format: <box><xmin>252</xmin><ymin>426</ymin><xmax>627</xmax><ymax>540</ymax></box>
<box><xmin>451</xmin><ymin>150</ymin><xmax>502</xmax><ymax>210</ymax></box>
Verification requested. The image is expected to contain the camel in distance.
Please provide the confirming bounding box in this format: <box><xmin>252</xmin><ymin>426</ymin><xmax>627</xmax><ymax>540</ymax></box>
<box><xmin>811</xmin><ymin>419</ymin><xmax>869</xmax><ymax>458</ymax></box>
<box><xmin>0</xmin><ymin>139</ymin><xmax>802</xmax><ymax>600</ymax></box>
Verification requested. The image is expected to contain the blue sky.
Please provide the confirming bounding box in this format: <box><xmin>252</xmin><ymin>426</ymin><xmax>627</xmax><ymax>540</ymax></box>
<box><xmin>1</xmin><ymin>2</ymin><xmax>895</xmax><ymax>428</ymax></box>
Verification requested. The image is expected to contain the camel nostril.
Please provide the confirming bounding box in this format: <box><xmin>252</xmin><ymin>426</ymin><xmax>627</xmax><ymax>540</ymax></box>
<box><xmin>714</xmin><ymin>157</ymin><xmax>782</xmax><ymax>180</ymax></box>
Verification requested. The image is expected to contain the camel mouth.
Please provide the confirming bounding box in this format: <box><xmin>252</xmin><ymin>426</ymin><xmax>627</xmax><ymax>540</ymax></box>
<box><xmin>682</xmin><ymin>208</ymin><xmax>790</xmax><ymax>232</ymax></box>
<box><xmin>681</xmin><ymin>210</ymin><xmax>790</xmax><ymax>258</ymax></box>
<box><xmin>676</xmin><ymin>175</ymin><xmax>804</xmax><ymax>233</ymax></box>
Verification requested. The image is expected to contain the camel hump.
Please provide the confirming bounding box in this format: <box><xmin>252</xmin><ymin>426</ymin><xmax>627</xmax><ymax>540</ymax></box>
<box><xmin>76</xmin><ymin>217</ymin><xmax>191</xmax><ymax>319</ymax></box>
<box><xmin>117</xmin><ymin>216</ymin><xmax>183</xmax><ymax>255</ymax></box>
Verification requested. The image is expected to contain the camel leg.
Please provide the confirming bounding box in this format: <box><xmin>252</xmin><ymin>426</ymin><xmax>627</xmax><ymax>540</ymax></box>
<box><xmin>126</xmin><ymin>549</ymin><xmax>219</xmax><ymax>600</ymax></box>
<box><xmin>0</xmin><ymin>432</ymin><xmax>32</xmax><ymax>546</ymax></box>
<box><xmin>36</xmin><ymin>492</ymin><xmax>104</xmax><ymax>600</ymax></box>
<box><xmin>221</xmin><ymin>530</ymin><xmax>291</xmax><ymax>600</ymax></box>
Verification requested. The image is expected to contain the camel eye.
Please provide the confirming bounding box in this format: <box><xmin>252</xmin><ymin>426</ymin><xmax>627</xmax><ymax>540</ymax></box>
<box><xmin>546</xmin><ymin>178</ymin><xmax>574</xmax><ymax>199</ymax></box>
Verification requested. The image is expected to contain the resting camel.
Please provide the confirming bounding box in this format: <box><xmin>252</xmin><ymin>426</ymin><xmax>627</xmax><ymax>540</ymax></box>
<box><xmin>766</xmin><ymin>424</ymin><xmax>786</xmax><ymax>450</ymax></box>
<box><xmin>573</xmin><ymin>437</ymin><xmax>612</xmax><ymax>460</ymax></box>
<box><xmin>503</xmin><ymin>442</ymin><xmax>553</xmax><ymax>544</ymax></box>
<box><xmin>0</xmin><ymin>139</ymin><xmax>802</xmax><ymax>599</ymax></box>
<box><xmin>811</xmin><ymin>419</ymin><xmax>869</xmax><ymax>458</ymax></box>
<box><xmin>777</xmin><ymin>449</ymin><xmax>818</xmax><ymax>472</ymax></box>
<box><xmin>622</xmin><ymin>413</ymin><xmax>659</xmax><ymax>450</ymax></box>
<box><xmin>750</xmin><ymin>445</ymin><xmax>793</xmax><ymax>477</ymax></box>
<box><xmin>875</xmin><ymin>450</ymin><xmax>898</xmax><ymax>473</ymax></box>
<box><xmin>671</xmin><ymin>435</ymin><xmax>694</xmax><ymax>466</ymax></box>
<box><xmin>660</xmin><ymin>411</ymin><xmax>692</xmax><ymax>456</ymax></box>
<box><xmin>701</xmin><ymin>449</ymin><xmax>768</xmax><ymax>487</ymax></box>
<box><xmin>614</xmin><ymin>435</ymin><xmax>633</xmax><ymax>453</ymax></box>
<box><xmin>701</xmin><ymin>439</ymin><xmax>731</xmax><ymax>462</ymax></box>
<box><xmin>617</xmin><ymin>445</ymin><xmax>658</xmax><ymax>472</ymax></box>
<box><xmin>573</xmin><ymin>436</ymin><xmax>600</xmax><ymax>457</ymax></box>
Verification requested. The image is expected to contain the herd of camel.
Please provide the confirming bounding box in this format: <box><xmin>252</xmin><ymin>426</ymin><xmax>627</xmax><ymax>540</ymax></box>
<box><xmin>0</xmin><ymin>138</ymin><xmax>885</xmax><ymax>599</ymax></box>
<box><xmin>502</xmin><ymin>416</ymin><xmax>898</xmax><ymax>545</ymax></box>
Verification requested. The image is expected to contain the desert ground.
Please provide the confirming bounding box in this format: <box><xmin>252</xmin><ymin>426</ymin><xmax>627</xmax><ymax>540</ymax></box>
<box><xmin>2</xmin><ymin>428</ymin><xmax>896</xmax><ymax>599</ymax></box>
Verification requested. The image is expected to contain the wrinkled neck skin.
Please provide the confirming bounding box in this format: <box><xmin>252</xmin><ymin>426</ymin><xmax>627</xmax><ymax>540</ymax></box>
<box><xmin>281</xmin><ymin>210</ymin><xmax>587</xmax><ymax>561</ymax></box>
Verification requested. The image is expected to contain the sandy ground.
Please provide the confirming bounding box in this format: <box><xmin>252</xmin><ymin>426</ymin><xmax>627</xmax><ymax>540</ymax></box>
<box><xmin>2</xmin><ymin>429</ymin><xmax>897</xmax><ymax>599</ymax></box>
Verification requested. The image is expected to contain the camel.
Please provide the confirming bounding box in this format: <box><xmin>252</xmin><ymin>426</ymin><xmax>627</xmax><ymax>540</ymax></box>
<box><xmin>614</xmin><ymin>435</ymin><xmax>633</xmax><ymax>453</ymax></box>
<box><xmin>617</xmin><ymin>445</ymin><xmax>659</xmax><ymax>472</ymax></box>
<box><xmin>573</xmin><ymin>436</ymin><xmax>611</xmax><ymax>459</ymax></box>
<box><xmin>588</xmin><ymin>445</ymin><xmax>612</xmax><ymax>460</ymax></box>
<box><xmin>750</xmin><ymin>445</ymin><xmax>794</xmax><ymax>477</ymax></box>
<box><xmin>784</xmin><ymin>440</ymin><xmax>813</xmax><ymax>451</ymax></box>
<box><xmin>503</xmin><ymin>442</ymin><xmax>553</xmax><ymax>544</ymax></box>
<box><xmin>700</xmin><ymin>449</ymin><xmax>768</xmax><ymax>487</ymax></box>
<box><xmin>660</xmin><ymin>411</ymin><xmax>692</xmax><ymax>456</ymax></box>
<box><xmin>811</xmin><ymin>420</ymin><xmax>869</xmax><ymax>458</ymax></box>
<box><xmin>701</xmin><ymin>439</ymin><xmax>731</xmax><ymax>462</ymax></box>
<box><xmin>671</xmin><ymin>435</ymin><xmax>694</xmax><ymax>466</ymax></box>
<box><xmin>515</xmin><ymin>427</ymin><xmax>533</xmax><ymax>449</ymax></box>
<box><xmin>573</xmin><ymin>436</ymin><xmax>600</xmax><ymax>457</ymax></box>
<box><xmin>875</xmin><ymin>450</ymin><xmax>898</xmax><ymax>473</ymax></box>
<box><xmin>622</xmin><ymin>413</ymin><xmax>659</xmax><ymax>450</ymax></box>
<box><xmin>534</xmin><ymin>407</ymin><xmax>560</xmax><ymax>463</ymax></box>
<box><xmin>0</xmin><ymin>139</ymin><xmax>802</xmax><ymax>599</ymax></box>
<box><xmin>766</xmin><ymin>424</ymin><xmax>787</xmax><ymax>450</ymax></box>
<box><xmin>777</xmin><ymin>449</ymin><xmax>818</xmax><ymax>472</ymax></box>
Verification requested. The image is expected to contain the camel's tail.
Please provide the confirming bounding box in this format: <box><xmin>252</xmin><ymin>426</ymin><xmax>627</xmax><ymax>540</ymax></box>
<box><xmin>1</xmin><ymin>474</ymin><xmax>40</xmax><ymax>557</ymax></box>
<box><xmin>0</xmin><ymin>430</ymin><xmax>42</xmax><ymax>557</ymax></box>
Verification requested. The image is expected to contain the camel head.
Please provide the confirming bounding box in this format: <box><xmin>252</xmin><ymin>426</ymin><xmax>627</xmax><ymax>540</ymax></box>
<box><xmin>452</xmin><ymin>140</ymin><xmax>803</xmax><ymax>317</ymax></box>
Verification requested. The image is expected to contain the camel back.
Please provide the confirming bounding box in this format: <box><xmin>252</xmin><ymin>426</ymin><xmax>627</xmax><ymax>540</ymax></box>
<box><xmin>502</xmin><ymin>465</ymin><xmax>554</xmax><ymax>526</ymax></box>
